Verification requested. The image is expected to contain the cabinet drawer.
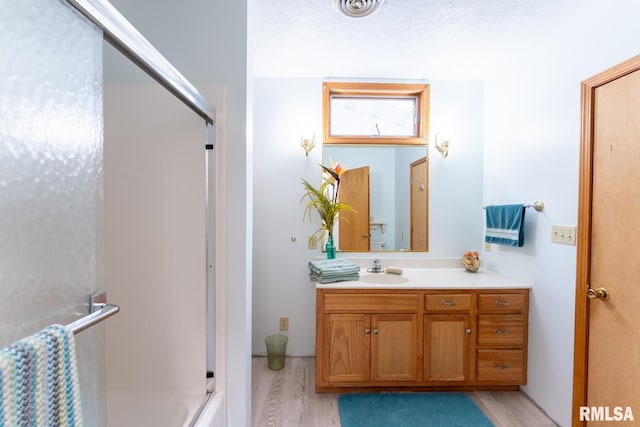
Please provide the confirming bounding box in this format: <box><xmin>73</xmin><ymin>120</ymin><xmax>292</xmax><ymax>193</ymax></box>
<box><xmin>477</xmin><ymin>349</ymin><xmax>524</xmax><ymax>383</ymax></box>
<box><xmin>478</xmin><ymin>293</ymin><xmax>525</xmax><ymax>313</ymax></box>
<box><xmin>425</xmin><ymin>294</ymin><xmax>471</xmax><ymax>312</ymax></box>
<box><xmin>478</xmin><ymin>315</ymin><xmax>524</xmax><ymax>347</ymax></box>
<box><xmin>323</xmin><ymin>293</ymin><xmax>419</xmax><ymax>312</ymax></box>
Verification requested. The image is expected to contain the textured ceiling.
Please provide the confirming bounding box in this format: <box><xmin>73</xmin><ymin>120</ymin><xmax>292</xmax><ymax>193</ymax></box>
<box><xmin>251</xmin><ymin>0</ymin><xmax>579</xmax><ymax>79</ymax></box>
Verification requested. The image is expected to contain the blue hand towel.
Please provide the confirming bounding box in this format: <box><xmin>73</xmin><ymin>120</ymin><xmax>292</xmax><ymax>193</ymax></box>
<box><xmin>485</xmin><ymin>204</ymin><xmax>526</xmax><ymax>247</ymax></box>
<box><xmin>0</xmin><ymin>324</ymin><xmax>83</xmax><ymax>427</ymax></box>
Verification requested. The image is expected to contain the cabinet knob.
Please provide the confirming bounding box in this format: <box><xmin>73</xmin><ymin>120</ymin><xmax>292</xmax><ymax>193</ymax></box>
<box><xmin>373</xmin><ymin>328</ymin><xmax>379</xmax><ymax>335</ymax></box>
<box><xmin>364</xmin><ymin>328</ymin><xmax>371</xmax><ymax>334</ymax></box>
<box><xmin>465</xmin><ymin>328</ymin><xmax>471</xmax><ymax>335</ymax></box>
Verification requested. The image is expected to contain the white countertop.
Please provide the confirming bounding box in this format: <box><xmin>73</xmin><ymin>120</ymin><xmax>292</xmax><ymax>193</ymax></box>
<box><xmin>316</xmin><ymin>268</ymin><xmax>531</xmax><ymax>289</ymax></box>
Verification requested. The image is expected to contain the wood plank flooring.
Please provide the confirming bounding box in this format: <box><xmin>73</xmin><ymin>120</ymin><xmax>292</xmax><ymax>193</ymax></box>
<box><xmin>252</xmin><ymin>357</ymin><xmax>557</xmax><ymax>427</ymax></box>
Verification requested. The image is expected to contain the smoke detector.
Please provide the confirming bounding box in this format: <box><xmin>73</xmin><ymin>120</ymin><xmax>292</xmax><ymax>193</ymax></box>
<box><xmin>333</xmin><ymin>0</ymin><xmax>385</xmax><ymax>18</ymax></box>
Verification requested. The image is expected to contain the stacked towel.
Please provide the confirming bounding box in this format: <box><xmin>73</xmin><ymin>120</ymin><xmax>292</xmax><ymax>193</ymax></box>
<box><xmin>309</xmin><ymin>259</ymin><xmax>360</xmax><ymax>283</ymax></box>
<box><xmin>0</xmin><ymin>324</ymin><xmax>83</xmax><ymax>427</ymax></box>
<box><xmin>485</xmin><ymin>204</ymin><xmax>526</xmax><ymax>247</ymax></box>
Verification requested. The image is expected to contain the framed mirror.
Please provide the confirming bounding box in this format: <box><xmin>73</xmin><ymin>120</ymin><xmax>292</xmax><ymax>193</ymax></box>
<box><xmin>322</xmin><ymin>81</ymin><xmax>430</xmax><ymax>252</ymax></box>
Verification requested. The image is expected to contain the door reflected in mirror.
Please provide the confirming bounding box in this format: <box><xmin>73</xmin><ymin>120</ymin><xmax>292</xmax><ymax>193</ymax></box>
<box><xmin>323</xmin><ymin>145</ymin><xmax>428</xmax><ymax>252</ymax></box>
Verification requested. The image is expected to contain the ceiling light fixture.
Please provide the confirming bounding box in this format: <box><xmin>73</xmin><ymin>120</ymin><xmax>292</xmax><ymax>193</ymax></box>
<box><xmin>333</xmin><ymin>0</ymin><xmax>385</xmax><ymax>18</ymax></box>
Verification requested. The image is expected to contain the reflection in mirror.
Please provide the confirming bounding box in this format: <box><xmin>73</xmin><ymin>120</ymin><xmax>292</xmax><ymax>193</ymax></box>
<box><xmin>323</xmin><ymin>145</ymin><xmax>428</xmax><ymax>252</ymax></box>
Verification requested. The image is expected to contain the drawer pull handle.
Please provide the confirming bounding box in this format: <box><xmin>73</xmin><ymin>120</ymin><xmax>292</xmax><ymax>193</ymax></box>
<box><xmin>364</xmin><ymin>328</ymin><xmax>371</xmax><ymax>334</ymax></box>
<box><xmin>494</xmin><ymin>329</ymin><xmax>510</xmax><ymax>334</ymax></box>
<box><xmin>493</xmin><ymin>363</ymin><xmax>510</xmax><ymax>370</ymax></box>
<box><xmin>441</xmin><ymin>301</ymin><xmax>457</xmax><ymax>306</ymax></box>
<box><xmin>373</xmin><ymin>328</ymin><xmax>379</xmax><ymax>335</ymax></box>
<box><xmin>495</xmin><ymin>300</ymin><xmax>511</xmax><ymax>306</ymax></box>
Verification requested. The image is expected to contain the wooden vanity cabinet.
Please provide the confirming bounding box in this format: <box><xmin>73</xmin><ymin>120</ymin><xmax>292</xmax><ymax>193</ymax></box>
<box><xmin>316</xmin><ymin>287</ymin><xmax>529</xmax><ymax>392</ymax></box>
<box><xmin>316</xmin><ymin>290</ymin><xmax>419</xmax><ymax>388</ymax></box>
<box><xmin>424</xmin><ymin>293</ymin><xmax>472</xmax><ymax>382</ymax></box>
<box><xmin>476</xmin><ymin>292</ymin><xmax>529</xmax><ymax>384</ymax></box>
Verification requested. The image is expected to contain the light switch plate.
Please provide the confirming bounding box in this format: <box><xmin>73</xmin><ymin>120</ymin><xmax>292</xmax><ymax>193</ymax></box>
<box><xmin>552</xmin><ymin>225</ymin><xmax>576</xmax><ymax>246</ymax></box>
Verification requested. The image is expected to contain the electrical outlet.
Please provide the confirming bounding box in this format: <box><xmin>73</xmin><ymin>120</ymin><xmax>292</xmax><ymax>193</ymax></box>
<box><xmin>485</xmin><ymin>242</ymin><xmax>492</xmax><ymax>252</ymax></box>
<box><xmin>551</xmin><ymin>225</ymin><xmax>577</xmax><ymax>246</ymax></box>
<box><xmin>279</xmin><ymin>316</ymin><xmax>289</xmax><ymax>331</ymax></box>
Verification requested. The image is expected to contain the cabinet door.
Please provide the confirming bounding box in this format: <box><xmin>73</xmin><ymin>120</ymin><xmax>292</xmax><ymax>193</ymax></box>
<box><xmin>424</xmin><ymin>314</ymin><xmax>470</xmax><ymax>382</ymax></box>
<box><xmin>323</xmin><ymin>314</ymin><xmax>370</xmax><ymax>382</ymax></box>
<box><xmin>371</xmin><ymin>314</ymin><xmax>418</xmax><ymax>382</ymax></box>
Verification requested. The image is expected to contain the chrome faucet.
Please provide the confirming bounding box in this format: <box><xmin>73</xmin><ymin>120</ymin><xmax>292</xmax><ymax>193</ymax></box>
<box><xmin>367</xmin><ymin>259</ymin><xmax>384</xmax><ymax>273</ymax></box>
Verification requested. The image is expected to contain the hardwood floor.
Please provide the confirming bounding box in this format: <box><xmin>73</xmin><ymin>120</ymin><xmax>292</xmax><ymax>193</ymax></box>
<box><xmin>252</xmin><ymin>357</ymin><xmax>557</xmax><ymax>427</ymax></box>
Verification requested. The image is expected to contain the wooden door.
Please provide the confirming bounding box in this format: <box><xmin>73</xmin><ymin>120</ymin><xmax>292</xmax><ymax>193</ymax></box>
<box><xmin>370</xmin><ymin>314</ymin><xmax>418</xmax><ymax>382</ymax></box>
<box><xmin>424</xmin><ymin>314</ymin><xmax>470</xmax><ymax>382</ymax></box>
<box><xmin>573</xmin><ymin>55</ymin><xmax>640</xmax><ymax>425</ymax></box>
<box><xmin>323</xmin><ymin>314</ymin><xmax>370</xmax><ymax>383</ymax></box>
<box><xmin>410</xmin><ymin>157</ymin><xmax>428</xmax><ymax>251</ymax></box>
<box><xmin>339</xmin><ymin>166</ymin><xmax>370</xmax><ymax>251</ymax></box>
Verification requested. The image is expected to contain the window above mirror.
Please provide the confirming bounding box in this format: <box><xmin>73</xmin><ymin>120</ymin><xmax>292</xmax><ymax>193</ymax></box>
<box><xmin>323</xmin><ymin>82</ymin><xmax>430</xmax><ymax>145</ymax></box>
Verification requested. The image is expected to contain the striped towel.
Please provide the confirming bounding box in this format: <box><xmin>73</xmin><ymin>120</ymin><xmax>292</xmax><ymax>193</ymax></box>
<box><xmin>485</xmin><ymin>204</ymin><xmax>526</xmax><ymax>247</ymax></box>
<box><xmin>0</xmin><ymin>325</ymin><xmax>83</xmax><ymax>427</ymax></box>
<box><xmin>309</xmin><ymin>259</ymin><xmax>360</xmax><ymax>283</ymax></box>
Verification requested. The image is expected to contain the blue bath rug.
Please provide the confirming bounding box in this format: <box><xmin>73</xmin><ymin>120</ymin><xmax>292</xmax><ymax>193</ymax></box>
<box><xmin>338</xmin><ymin>392</ymin><xmax>494</xmax><ymax>427</ymax></box>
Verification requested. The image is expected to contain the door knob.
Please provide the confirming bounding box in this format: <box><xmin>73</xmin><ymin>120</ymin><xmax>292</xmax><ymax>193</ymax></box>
<box><xmin>587</xmin><ymin>287</ymin><xmax>609</xmax><ymax>301</ymax></box>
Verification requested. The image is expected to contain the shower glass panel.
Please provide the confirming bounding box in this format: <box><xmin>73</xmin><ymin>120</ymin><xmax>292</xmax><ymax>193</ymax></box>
<box><xmin>0</xmin><ymin>0</ymin><xmax>105</xmax><ymax>425</ymax></box>
<box><xmin>103</xmin><ymin>40</ymin><xmax>209</xmax><ymax>424</ymax></box>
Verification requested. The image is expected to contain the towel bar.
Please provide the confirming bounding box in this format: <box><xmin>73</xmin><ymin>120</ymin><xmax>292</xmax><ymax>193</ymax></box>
<box><xmin>483</xmin><ymin>201</ymin><xmax>544</xmax><ymax>212</ymax></box>
<box><xmin>67</xmin><ymin>291</ymin><xmax>120</xmax><ymax>334</ymax></box>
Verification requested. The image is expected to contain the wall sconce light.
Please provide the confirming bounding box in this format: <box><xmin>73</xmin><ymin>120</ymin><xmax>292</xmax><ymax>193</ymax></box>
<box><xmin>301</xmin><ymin>133</ymin><xmax>316</xmax><ymax>157</ymax></box>
<box><xmin>434</xmin><ymin>132</ymin><xmax>449</xmax><ymax>158</ymax></box>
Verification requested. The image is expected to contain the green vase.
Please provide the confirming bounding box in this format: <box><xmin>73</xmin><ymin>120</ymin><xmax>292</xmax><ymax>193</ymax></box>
<box><xmin>326</xmin><ymin>234</ymin><xmax>336</xmax><ymax>259</ymax></box>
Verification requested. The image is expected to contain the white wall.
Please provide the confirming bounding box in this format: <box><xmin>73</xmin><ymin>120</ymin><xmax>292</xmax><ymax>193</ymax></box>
<box><xmin>209</xmin><ymin>2</ymin><xmax>251</xmax><ymax>427</ymax></box>
<box><xmin>250</xmin><ymin>1</ymin><xmax>640</xmax><ymax>425</ymax></box>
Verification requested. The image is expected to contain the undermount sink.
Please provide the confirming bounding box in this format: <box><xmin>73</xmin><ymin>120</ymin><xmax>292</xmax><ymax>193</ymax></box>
<box><xmin>359</xmin><ymin>273</ymin><xmax>410</xmax><ymax>284</ymax></box>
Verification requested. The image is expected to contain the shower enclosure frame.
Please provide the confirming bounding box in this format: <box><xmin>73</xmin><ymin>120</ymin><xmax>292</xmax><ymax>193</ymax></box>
<box><xmin>63</xmin><ymin>0</ymin><xmax>217</xmax><ymax>421</ymax></box>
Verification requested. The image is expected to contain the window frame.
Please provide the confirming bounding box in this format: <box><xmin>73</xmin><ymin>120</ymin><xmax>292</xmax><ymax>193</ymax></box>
<box><xmin>322</xmin><ymin>82</ymin><xmax>430</xmax><ymax>145</ymax></box>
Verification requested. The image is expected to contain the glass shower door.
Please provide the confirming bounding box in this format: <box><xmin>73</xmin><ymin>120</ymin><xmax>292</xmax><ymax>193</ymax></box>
<box><xmin>0</xmin><ymin>0</ymin><xmax>105</xmax><ymax>425</ymax></box>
